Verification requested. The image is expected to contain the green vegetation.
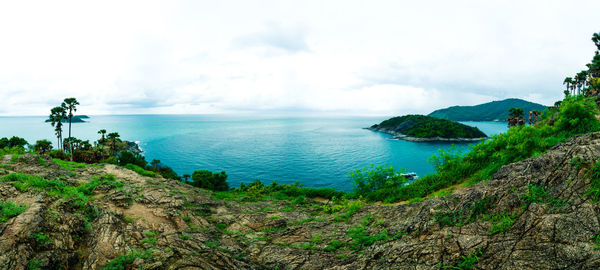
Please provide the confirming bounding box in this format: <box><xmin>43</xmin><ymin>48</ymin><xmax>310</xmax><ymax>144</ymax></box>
<box><xmin>102</xmin><ymin>248</ymin><xmax>153</xmax><ymax>270</ymax></box>
<box><xmin>361</xmin><ymin>95</ymin><xmax>600</xmax><ymax>203</ymax></box>
<box><xmin>487</xmin><ymin>212</ymin><xmax>517</xmax><ymax>235</ymax></box>
<box><xmin>429</xmin><ymin>98</ymin><xmax>547</xmax><ymax>121</ymax></box>
<box><xmin>346</xmin><ymin>225</ymin><xmax>388</xmax><ymax>251</ymax></box>
<box><xmin>124</xmin><ymin>164</ymin><xmax>155</xmax><ymax>177</ymax></box>
<box><xmin>0</xmin><ymin>136</ymin><xmax>28</xmax><ymax>149</ymax></box>
<box><xmin>586</xmin><ymin>161</ymin><xmax>600</xmax><ymax>202</ymax></box>
<box><xmin>372</xmin><ymin>114</ymin><xmax>487</xmax><ymax>139</ymax></box>
<box><xmin>191</xmin><ymin>170</ymin><xmax>229</xmax><ymax>191</ymax></box>
<box><xmin>0</xmin><ymin>200</ymin><xmax>27</xmax><ymax>222</ymax></box>
<box><xmin>441</xmin><ymin>249</ymin><xmax>483</xmax><ymax>270</ymax></box>
<box><xmin>349</xmin><ymin>164</ymin><xmax>407</xmax><ymax>197</ymax></box>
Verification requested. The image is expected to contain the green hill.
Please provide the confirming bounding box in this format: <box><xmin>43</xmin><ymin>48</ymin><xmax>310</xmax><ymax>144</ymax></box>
<box><xmin>368</xmin><ymin>114</ymin><xmax>487</xmax><ymax>141</ymax></box>
<box><xmin>428</xmin><ymin>98</ymin><xmax>547</xmax><ymax>121</ymax></box>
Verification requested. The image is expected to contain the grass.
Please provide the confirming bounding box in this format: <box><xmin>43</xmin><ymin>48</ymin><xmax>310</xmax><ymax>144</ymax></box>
<box><xmin>441</xmin><ymin>249</ymin><xmax>483</xmax><ymax>270</ymax></box>
<box><xmin>487</xmin><ymin>212</ymin><xmax>517</xmax><ymax>235</ymax></box>
<box><xmin>322</xmin><ymin>197</ymin><xmax>365</xmax><ymax>222</ymax></box>
<box><xmin>434</xmin><ymin>197</ymin><xmax>494</xmax><ymax>228</ymax></box>
<box><xmin>124</xmin><ymin>163</ymin><xmax>155</xmax><ymax>177</ymax></box>
<box><xmin>0</xmin><ymin>200</ymin><xmax>27</xmax><ymax>222</ymax></box>
<box><xmin>53</xmin><ymin>158</ymin><xmax>86</xmax><ymax>172</ymax></box>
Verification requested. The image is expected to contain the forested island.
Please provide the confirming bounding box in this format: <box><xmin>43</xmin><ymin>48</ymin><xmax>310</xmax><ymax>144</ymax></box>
<box><xmin>368</xmin><ymin>114</ymin><xmax>487</xmax><ymax>141</ymax></box>
<box><xmin>428</xmin><ymin>98</ymin><xmax>547</xmax><ymax>121</ymax></box>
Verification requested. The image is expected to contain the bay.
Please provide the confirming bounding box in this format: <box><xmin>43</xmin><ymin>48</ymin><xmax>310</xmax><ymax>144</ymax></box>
<box><xmin>0</xmin><ymin>115</ymin><xmax>507</xmax><ymax>191</ymax></box>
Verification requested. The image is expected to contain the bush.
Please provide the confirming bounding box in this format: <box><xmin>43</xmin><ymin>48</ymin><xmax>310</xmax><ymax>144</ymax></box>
<box><xmin>118</xmin><ymin>151</ymin><xmax>147</xmax><ymax>168</ymax></box>
<box><xmin>72</xmin><ymin>150</ymin><xmax>104</xmax><ymax>164</ymax></box>
<box><xmin>191</xmin><ymin>170</ymin><xmax>229</xmax><ymax>191</ymax></box>
<box><xmin>349</xmin><ymin>164</ymin><xmax>407</xmax><ymax>196</ymax></box>
<box><xmin>33</xmin><ymin>140</ymin><xmax>53</xmax><ymax>154</ymax></box>
<box><xmin>48</xmin><ymin>150</ymin><xmax>68</xmax><ymax>160</ymax></box>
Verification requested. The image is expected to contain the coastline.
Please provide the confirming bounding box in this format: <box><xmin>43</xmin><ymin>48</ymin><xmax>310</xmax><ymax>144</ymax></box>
<box><xmin>365</xmin><ymin>127</ymin><xmax>488</xmax><ymax>142</ymax></box>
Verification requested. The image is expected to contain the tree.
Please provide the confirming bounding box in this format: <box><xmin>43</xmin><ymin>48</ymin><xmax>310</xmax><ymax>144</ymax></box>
<box><xmin>49</xmin><ymin>106</ymin><xmax>67</xmax><ymax>150</ymax></box>
<box><xmin>563</xmin><ymin>77</ymin><xmax>574</xmax><ymax>95</ymax></box>
<box><xmin>62</xmin><ymin>97</ymin><xmax>80</xmax><ymax>152</ymax></box>
<box><xmin>150</xmin><ymin>159</ymin><xmax>161</xmax><ymax>170</ymax></box>
<box><xmin>191</xmin><ymin>170</ymin><xmax>229</xmax><ymax>191</ymax></box>
<box><xmin>182</xmin><ymin>174</ymin><xmax>191</xmax><ymax>182</ymax></box>
<box><xmin>106</xmin><ymin>132</ymin><xmax>121</xmax><ymax>153</ymax></box>
<box><xmin>33</xmin><ymin>140</ymin><xmax>53</xmax><ymax>154</ymax></box>
<box><xmin>98</xmin><ymin>129</ymin><xmax>107</xmax><ymax>145</ymax></box>
<box><xmin>508</xmin><ymin>108</ymin><xmax>524</xmax><ymax>118</ymax></box>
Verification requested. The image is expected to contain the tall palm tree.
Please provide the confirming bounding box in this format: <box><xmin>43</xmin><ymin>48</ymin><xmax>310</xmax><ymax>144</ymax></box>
<box><xmin>106</xmin><ymin>132</ymin><xmax>120</xmax><ymax>154</ymax></box>
<box><xmin>49</xmin><ymin>106</ymin><xmax>67</xmax><ymax>150</ymax></box>
<box><xmin>62</xmin><ymin>97</ymin><xmax>79</xmax><ymax>152</ymax></box>
<box><xmin>98</xmin><ymin>129</ymin><xmax>107</xmax><ymax>145</ymax></box>
<box><xmin>563</xmin><ymin>77</ymin><xmax>574</xmax><ymax>95</ymax></box>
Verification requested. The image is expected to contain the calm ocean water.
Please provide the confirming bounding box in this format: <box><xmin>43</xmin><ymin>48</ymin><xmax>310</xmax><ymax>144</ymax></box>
<box><xmin>0</xmin><ymin>115</ymin><xmax>507</xmax><ymax>191</ymax></box>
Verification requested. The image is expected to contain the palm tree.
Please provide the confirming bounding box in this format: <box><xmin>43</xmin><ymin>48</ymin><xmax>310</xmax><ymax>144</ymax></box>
<box><xmin>563</xmin><ymin>77</ymin><xmax>574</xmax><ymax>96</ymax></box>
<box><xmin>106</xmin><ymin>132</ymin><xmax>120</xmax><ymax>153</ymax></box>
<box><xmin>62</xmin><ymin>97</ymin><xmax>80</xmax><ymax>152</ymax></box>
<box><xmin>98</xmin><ymin>129</ymin><xmax>107</xmax><ymax>145</ymax></box>
<box><xmin>49</xmin><ymin>106</ymin><xmax>67</xmax><ymax>150</ymax></box>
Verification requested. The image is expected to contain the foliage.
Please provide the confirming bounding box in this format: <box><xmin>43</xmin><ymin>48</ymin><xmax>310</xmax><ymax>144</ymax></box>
<box><xmin>33</xmin><ymin>140</ymin><xmax>53</xmax><ymax>154</ymax></box>
<box><xmin>191</xmin><ymin>170</ymin><xmax>229</xmax><ymax>191</ymax></box>
<box><xmin>441</xmin><ymin>249</ymin><xmax>483</xmax><ymax>270</ymax></box>
<box><xmin>365</xmin><ymin>95</ymin><xmax>600</xmax><ymax>203</ymax></box>
<box><xmin>521</xmin><ymin>184</ymin><xmax>567</xmax><ymax>211</ymax></box>
<box><xmin>508</xmin><ymin>107</ymin><xmax>524</xmax><ymax>118</ymax></box>
<box><xmin>586</xmin><ymin>161</ymin><xmax>600</xmax><ymax>202</ymax></box>
<box><xmin>0</xmin><ymin>200</ymin><xmax>27</xmax><ymax>222</ymax></box>
<box><xmin>102</xmin><ymin>248</ymin><xmax>153</xmax><ymax>270</ymax></box>
<box><xmin>346</xmin><ymin>225</ymin><xmax>389</xmax><ymax>251</ymax></box>
<box><xmin>118</xmin><ymin>151</ymin><xmax>147</xmax><ymax>168</ymax></box>
<box><xmin>0</xmin><ymin>136</ymin><xmax>28</xmax><ymax>149</ymax></box>
<box><xmin>375</xmin><ymin>114</ymin><xmax>487</xmax><ymax>139</ymax></box>
<box><xmin>487</xmin><ymin>212</ymin><xmax>517</xmax><ymax>235</ymax></box>
<box><xmin>429</xmin><ymin>98</ymin><xmax>547</xmax><ymax>122</ymax></box>
<box><xmin>53</xmin><ymin>158</ymin><xmax>86</xmax><ymax>172</ymax></box>
<box><xmin>124</xmin><ymin>164</ymin><xmax>155</xmax><ymax>177</ymax></box>
<box><xmin>323</xmin><ymin>197</ymin><xmax>364</xmax><ymax>222</ymax></box>
<box><xmin>349</xmin><ymin>164</ymin><xmax>407</xmax><ymax>197</ymax></box>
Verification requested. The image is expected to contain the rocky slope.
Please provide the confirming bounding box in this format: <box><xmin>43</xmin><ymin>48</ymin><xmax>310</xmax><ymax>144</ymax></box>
<box><xmin>2</xmin><ymin>132</ymin><xmax>600</xmax><ymax>269</ymax></box>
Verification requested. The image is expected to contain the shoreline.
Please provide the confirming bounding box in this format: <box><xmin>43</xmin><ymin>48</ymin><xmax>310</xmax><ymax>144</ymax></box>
<box><xmin>365</xmin><ymin>127</ymin><xmax>488</xmax><ymax>142</ymax></box>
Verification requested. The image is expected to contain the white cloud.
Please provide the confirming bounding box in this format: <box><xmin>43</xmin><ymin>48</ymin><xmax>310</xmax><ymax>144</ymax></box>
<box><xmin>0</xmin><ymin>0</ymin><xmax>599</xmax><ymax>116</ymax></box>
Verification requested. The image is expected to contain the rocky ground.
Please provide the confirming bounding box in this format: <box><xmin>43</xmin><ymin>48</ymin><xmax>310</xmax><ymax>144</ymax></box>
<box><xmin>3</xmin><ymin>132</ymin><xmax>600</xmax><ymax>269</ymax></box>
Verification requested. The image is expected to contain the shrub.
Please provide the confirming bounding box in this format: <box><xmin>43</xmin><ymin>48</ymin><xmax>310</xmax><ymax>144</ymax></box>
<box><xmin>191</xmin><ymin>170</ymin><xmax>229</xmax><ymax>191</ymax></box>
<box><xmin>48</xmin><ymin>150</ymin><xmax>68</xmax><ymax>160</ymax></box>
<box><xmin>118</xmin><ymin>151</ymin><xmax>147</xmax><ymax>168</ymax></box>
<box><xmin>349</xmin><ymin>164</ymin><xmax>407</xmax><ymax>196</ymax></box>
<box><xmin>0</xmin><ymin>136</ymin><xmax>28</xmax><ymax>149</ymax></box>
<box><xmin>33</xmin><ymin>140</ymin><xmax>53</xmax><ymax>154</ymax></box>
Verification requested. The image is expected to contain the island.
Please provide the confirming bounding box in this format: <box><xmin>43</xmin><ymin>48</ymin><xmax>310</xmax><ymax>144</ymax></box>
<box><xmin>428</xmin><ymin>98</ymin><xmax>547</xmax><ymax>122</ymax></box>
<box><xmin>44</xmin><ymin>115</ymin><xmax>89</xmax><ymax>123</ymax></box>
<box><xmin>367</xmin><ymin>114</ymin><xmax>487</xmax><ymax>142</ymax></box>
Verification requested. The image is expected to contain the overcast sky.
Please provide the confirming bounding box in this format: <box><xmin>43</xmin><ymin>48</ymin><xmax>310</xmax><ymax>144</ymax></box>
<box><xmin>0</xmin><ymin>0</ymin><xmax>599</xmax><ymax>116</ymax></box>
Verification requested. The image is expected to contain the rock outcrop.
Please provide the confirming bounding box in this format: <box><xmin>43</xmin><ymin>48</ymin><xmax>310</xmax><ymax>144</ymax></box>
<box><xmin>3</xmin><ymin>132</ymin><xmax>600</xmax><ymax>269</ymax></box>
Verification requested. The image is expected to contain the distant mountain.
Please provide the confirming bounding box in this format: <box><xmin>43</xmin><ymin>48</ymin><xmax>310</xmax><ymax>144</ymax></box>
<box><xmin>428</xmin><ymin>98</ymin><xmax>547</xmax><ymax>122</ymax></box>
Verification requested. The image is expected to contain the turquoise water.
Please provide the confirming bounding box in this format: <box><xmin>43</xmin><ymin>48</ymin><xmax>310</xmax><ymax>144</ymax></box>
<box><xmin>0</xmin><ymin>115</ymin><xmax>507</xmax><ymax>191</ymax></box>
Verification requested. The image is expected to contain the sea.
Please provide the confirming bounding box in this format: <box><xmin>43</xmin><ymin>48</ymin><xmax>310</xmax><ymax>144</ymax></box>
<box><xmin>0</xmin><ymin>115</ymin><xmax>507</xmax><ymax>192</ymax></box>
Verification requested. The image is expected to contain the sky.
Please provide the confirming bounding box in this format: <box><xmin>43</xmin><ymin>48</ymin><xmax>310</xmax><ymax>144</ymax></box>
<box><xmin>0</xmin><ymin>0</ymin><xmax>599</xmax><ymax>116</ymax></box>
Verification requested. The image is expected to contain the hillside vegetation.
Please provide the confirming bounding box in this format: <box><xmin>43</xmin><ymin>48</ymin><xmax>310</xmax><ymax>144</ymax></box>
<box><xmin>369</xmin><ymin>114</ymin><xmax>487</xmax><ymax>139</ymax></box>
<box><xmin>428</xmin><ymin>98</ymin><xmax>547</xmax><ymax>121</ymax></box>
